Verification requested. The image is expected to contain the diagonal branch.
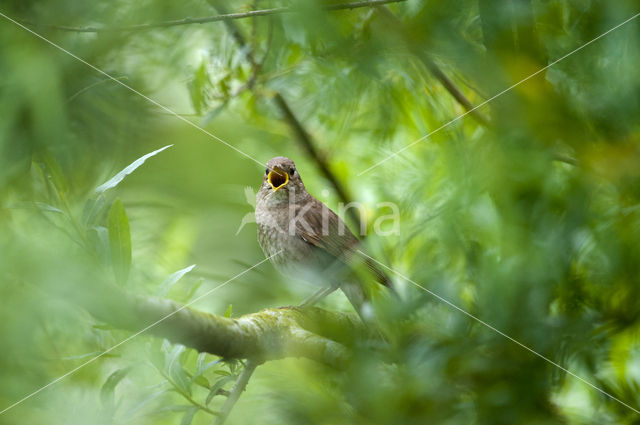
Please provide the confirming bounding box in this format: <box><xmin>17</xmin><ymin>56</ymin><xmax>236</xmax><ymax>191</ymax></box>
<box><xmin>26</xmin><ymin>0</ymin><xmax>406</xmax><ymax>34</ymax></box>
<box><xmin>272</xmin><ymin>93</ymin><xmax>361</xmax><ymax>226</ymax></box>
<box><xmin>373</xmin><ymin>6</ymin><xmax>490</xmax><ymax>126</ymax></box>
<box><xmin>79</xmin><ymin>282</ymin><xmax>363</xmax><ymax>368</ymax></box>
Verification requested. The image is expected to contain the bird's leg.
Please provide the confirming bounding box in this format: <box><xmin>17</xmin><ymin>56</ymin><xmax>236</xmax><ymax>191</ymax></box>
<box><xmin>299</xmin><ymin>285</ymin><xmax>338</xmax><ymax>306</ymax></box>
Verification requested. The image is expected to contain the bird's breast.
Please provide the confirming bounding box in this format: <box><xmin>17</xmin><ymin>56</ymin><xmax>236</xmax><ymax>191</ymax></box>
<box><xmin>255</xmin><ymin>204</ymin><xmax>324</xmax><ymax>281</ymax></box>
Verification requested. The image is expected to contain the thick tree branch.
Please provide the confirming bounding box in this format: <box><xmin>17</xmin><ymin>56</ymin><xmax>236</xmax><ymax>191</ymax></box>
<box><xmin>27</xmin><ymin>0</ymin><xmax>406</xmax><ymax>34</ymax></box>
<box><xmin>76</xmin><ymin>282</ymin><xmax>364</xmax><ymax>369</ymax></box>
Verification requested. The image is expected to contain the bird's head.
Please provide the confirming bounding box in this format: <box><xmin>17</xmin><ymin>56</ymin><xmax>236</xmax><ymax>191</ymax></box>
<box><xmin>260</xmin><ymin>156</ymin><xmax>307</xmax><ymax>203</ymax></box>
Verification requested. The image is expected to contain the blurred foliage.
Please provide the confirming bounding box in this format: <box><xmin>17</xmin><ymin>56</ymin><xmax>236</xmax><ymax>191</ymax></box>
<box><xmin>1</xmin><ymin>0</ymin><xmax>640</xmax><ymax>424</ymax></box>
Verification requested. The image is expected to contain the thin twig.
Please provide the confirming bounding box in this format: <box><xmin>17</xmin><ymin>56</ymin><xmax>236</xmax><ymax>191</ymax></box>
<box><xmin>67</xmin><ymin>76</ymin><xmax>128</xmax><ymax>103</ymax></box>
<box><xmin>421</xmin><ymin>57</ymin><xmax>490</xmax><ymax>126</ymax></box>
<box><xmin>374</xmin><ymin>6</ymin><xmax>490</xmax><ymax>126</ymax></box>
<box><xmin>212</xmin><ymin>359</ymin><xmax>260</xmax><ymax>425</ymax></box>
<box><xmin>26</xmin><ymin>0</ymin><xmax>406</xmax><ymax>33</ymax></box>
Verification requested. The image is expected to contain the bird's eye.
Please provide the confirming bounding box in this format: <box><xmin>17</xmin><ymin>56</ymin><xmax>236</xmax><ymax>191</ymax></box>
<box><xmin>289</xmin><ymin>168</ymin><xmax>295</xmax><ymax>176</ymax></box>
<box><xmin>265</xmin><ymin>167</ymin><xmax>269</xmax><ymax>175</ymax></box>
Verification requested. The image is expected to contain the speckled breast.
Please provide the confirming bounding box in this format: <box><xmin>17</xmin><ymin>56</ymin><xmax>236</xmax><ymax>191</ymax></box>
<box><xmin>256</xmin><ymin>222</ymin><xmax>314</xmax><ymax>276</ymax></box>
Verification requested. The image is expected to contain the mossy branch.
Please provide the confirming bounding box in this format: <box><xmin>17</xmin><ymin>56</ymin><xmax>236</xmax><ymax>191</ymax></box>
<box><xmin>76</xmin><ymin>282</ymin><xmax>365</xmax><ymax>369</ymax></box>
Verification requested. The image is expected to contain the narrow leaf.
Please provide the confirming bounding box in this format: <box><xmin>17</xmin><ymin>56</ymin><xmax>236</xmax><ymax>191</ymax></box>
<box><xmin>184</xmin><ymin>278</ymin><xmax>203</xmax><ymax>302</ymax></box>
<box><xmin>180</xmin><ymin>406</ymin><xmax>199</xmax><ymax>425</ymax></box>
<box><xmin>88</xmin><ymin>225</ymin><xmax>110</xmax><ymax>267</ymax></box>
<box><xmin>206</xmin><ymin>376</ymin><xmax>235</xmax><ymax>405</ymax></box>
<box><xmin>156</xmin><ymin>264</ymin><xmax>196</xmax><ymax>297</ymax></box>
<box><xmin>165</xmin><ymin>345</ymin><xmax>191</xmax><ymax>396</ymax></box>
<box><xmin>39</xmin><ymin>151</ymin><xmax>68</xmax><ymax>197</ymax></box>
<box><xmin>82</xmin><ymin>196</ymin><xmax>107</xmax><ymax>226</ymax></box>
<box><xmin>95</xmin><ymin>145</ymin><xmax>173</xmax><ymax>194</ymax></box>
<box><xmin>101</xmin><ymin>367</ymin><xmax>131</xmax><ymax>407</ymax></box>
<box><xmin>122</xmin><ymin>388</ymin><xmax>168</xmax><ymax>421</ymax></box>
<box><xmin>34</xmin><ymin>202</ymin><xmax>64</xmax><ymax>214</ymax></box>
<box><xmin>108</xmin><ymin>199</ymin><xmax>131</xmax><ymax>284</ymax></box>
<box><xmin>194</xmin><ymin>376</ymin><xmax>210</xmax><ymax>389</ymax></box>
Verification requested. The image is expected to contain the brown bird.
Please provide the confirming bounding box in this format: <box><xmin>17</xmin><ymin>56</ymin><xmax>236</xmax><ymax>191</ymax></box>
<box><xmin>255</xmin><ymin>156</ymin><xmax>392</xmax><ymax>314</ymax></box>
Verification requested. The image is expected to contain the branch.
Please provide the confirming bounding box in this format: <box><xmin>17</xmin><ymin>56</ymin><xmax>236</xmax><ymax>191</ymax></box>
<box><xmin>212</xmin><ymin>359</ymin><xmax>259</xmax><ymax>425</ymax></box>
<box><xmin>373</xmin><ymin>6</ymin><xmax>490</xmax><ymax>126</ymax></box>
<box><xmin>28</xmin><ymin>0</ymin><xmax>406</xmax><ymax>34</ymax></box>
<box><xmin>75</xmin><ymin>281</ymin><xmax>365</xmax><ymax>369</ymax></box>
<box><xmin>273</xmin><ymin>93</ymin><xmax>362</xmax><ymax>227</ymax></box>
<box><xmin>421</xmin><ymin>58</ymin><xmax>490</xmax><ymax>126</ymax></box>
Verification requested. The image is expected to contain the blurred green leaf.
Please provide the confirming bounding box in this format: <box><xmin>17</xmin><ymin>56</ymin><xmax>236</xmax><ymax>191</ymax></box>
<box><xmin>183</xmin><ymin>278</ymin><xmax>203</xmax><ymax>302</ymax></box>
<box><xmin>180</xmin><ymin>406</ymin><xmax>199</xmax><ymax>425</ymax></box>
<box><xmin>164</xmin><ymin>344</ymin><xmax>192</xmax><ymax>397</ymax></box>
<box><xmin>33</xmin><ymin>202</ymin><xmax>64</xmax><ymax>214</ymax></box>
<box><xmin>156</xmin><ymin>264</ymin><xmax>196</xmax><ymax>297</ymax></box>
<box><xmin>194</xmin><ymin>375</ymin><xmax>210</xmax><ymax>389</ymax></box>
<box><xmin>82</xmin><ymin>196</ymin><xmax>107</xmax><ymax>226</ymax></box>
<box><xmin>36</xmin><ymin>151</ymin><xmax>68</xmax><ymax>200</ymax></box>
<box><xmin>88</xmin><ymin>225</ymin><xmax>110</xmax><ymax>266</ymax></box>
<box><xmin>206</xmin><ymin>376</ymin><xmax>235</xmax><ymax>405</ymax></box>
<box><xmin>100</xmin><ymin>367</ymin><xmax>131</xmax><ymax>408</ymax></box>
<box><xmin>95</xmin><ymin>145</ymin><xmax>173</xmax><ymax>194</ymax></box>
<box><xmin>107</xmin><ymin>198</ymin><xmax>131</xmax><ymax>285</ymax></box>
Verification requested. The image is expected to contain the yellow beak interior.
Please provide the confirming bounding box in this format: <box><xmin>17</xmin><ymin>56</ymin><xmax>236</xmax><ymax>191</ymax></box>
<box><xmin>268</xmin><ymin>166</ymin><xmax>289</xmax><ymax>191</ymax></box>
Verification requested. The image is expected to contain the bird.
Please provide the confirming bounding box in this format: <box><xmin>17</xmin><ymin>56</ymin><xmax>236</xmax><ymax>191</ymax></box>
<box><xmin>255</xmin><ymin>156</ymin><xmax>393</xmax><ymax>316</ymax></box>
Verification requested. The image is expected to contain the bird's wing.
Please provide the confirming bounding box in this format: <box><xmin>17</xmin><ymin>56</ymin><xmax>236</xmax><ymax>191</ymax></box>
<box><xmin>293</xmin><ymin>197</ymin><xmax>358</xmax><ymax>261</ymax></box>
<box><xmin>294</xmin><ymin>197</ymin><xmax>392</xmax><ymax>289</ymax></box>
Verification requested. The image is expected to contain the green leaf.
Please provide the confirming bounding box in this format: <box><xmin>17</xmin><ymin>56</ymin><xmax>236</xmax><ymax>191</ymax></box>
<box><xmin>201</xmin><ymin>102</ymin><xmax>228</xmax><ymax>126</ymax></box>
<box><xmin>95</xmin><ymin>145</ymin><xmax>173</xmax><ymax>194</ymax></box>
<box><xmin>224</xmin><ymin>304</ymin><xmax>233</xmax><ymax>318</ymax></box>
<box><xmin>92</xmin><ymin>323</ymin><xmax>117</xmax><ymax>331</ymax></box>
<box><xmin>100</xmin><ymin>367</ymin><xmax>131</xmax><ymax>408</ymax></box>
<box><xmin>37</xmin><ymin>151</ymin><xmax>68</xmax><ymax>199</ymax></box>
<box><xmin>206</xmin><ymin>376</ymin><xmax>235</xmax><ymax>405</ymax></box>
<box><xmin>189</xmin><ymin>60</ymin><xmax>209</xmax><ymax>115</ymax></box>
<box><xmin>121</xmin><ymin>388</ymin><xmax>168</xmax><ymax>421</ymax></box>
<box><xmin>196</xmin><ymin>353</ymin><xmax>221</xmax><ymax>375</ymax></box>
<box><xmin>165</xmin><ymin>344</ymin><xmax>192</xmax><ymax>396</ymax></box>
<box><xmin>182</xmin><ymin>278</ymin><xmax>203</xmax><ymax>303</ymax></box>
<box><xmin>194</xmin><ymin>376</ymin><xmax>210</xmax><ymax>389</ymax></box>
<box><xmin>82</xmin><ymin>196</ymin><xmax>107</xmax><ymax>226</ymax></box>
<box><xmin>191</xmin><ymin>353</ymin><xmax>220</xmax><ymax>388</ymax></box>
<box><xmin>107</xmin><ymin>198</ymin><xmax>131</xmax><ymax>284</ymax></box>
<box><xmin>87</xmin><ymin>225</ymin><xmax>110</xmax><ymax>267</ymax></box>
<box><xmin>156</xmin><ymin>264</ymin><xmax>196</xmax><ymax>297</ymax></box>
<box><xmin>180</xmin><ymin>406</ymin><xmax>199</xmax><ymax>425</ymax></box>
<box><xmin>33</xmin><ymin>202</ymin><xmax>64</xmax><ymax>214</ymax></box>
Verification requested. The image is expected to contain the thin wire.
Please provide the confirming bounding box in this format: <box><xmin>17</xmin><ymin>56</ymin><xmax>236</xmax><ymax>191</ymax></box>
<box><xmin>0</xmin><ymin>252</ymin><xmax>281</xmax><ymax>416</ymax></box>
<box><xmin>357</xmin><ymin>11</ymin><xmax>640</xmax><ymax>176</ymax></box>
<box><xmin>0</xmin><ymin>12</ymin><xmax>266</xmax><ymax>169</ymax></box>
<box><xmin>356</xmin><ymin>250</ymin><xmax>640</xmax><ymax>415</ymax></box>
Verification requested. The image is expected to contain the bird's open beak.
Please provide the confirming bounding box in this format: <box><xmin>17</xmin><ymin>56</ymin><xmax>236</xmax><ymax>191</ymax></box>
<box><xmin>267</xmin><ymin>166</ymin><xmax>289</xmax><ymax>191</ymax></box>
